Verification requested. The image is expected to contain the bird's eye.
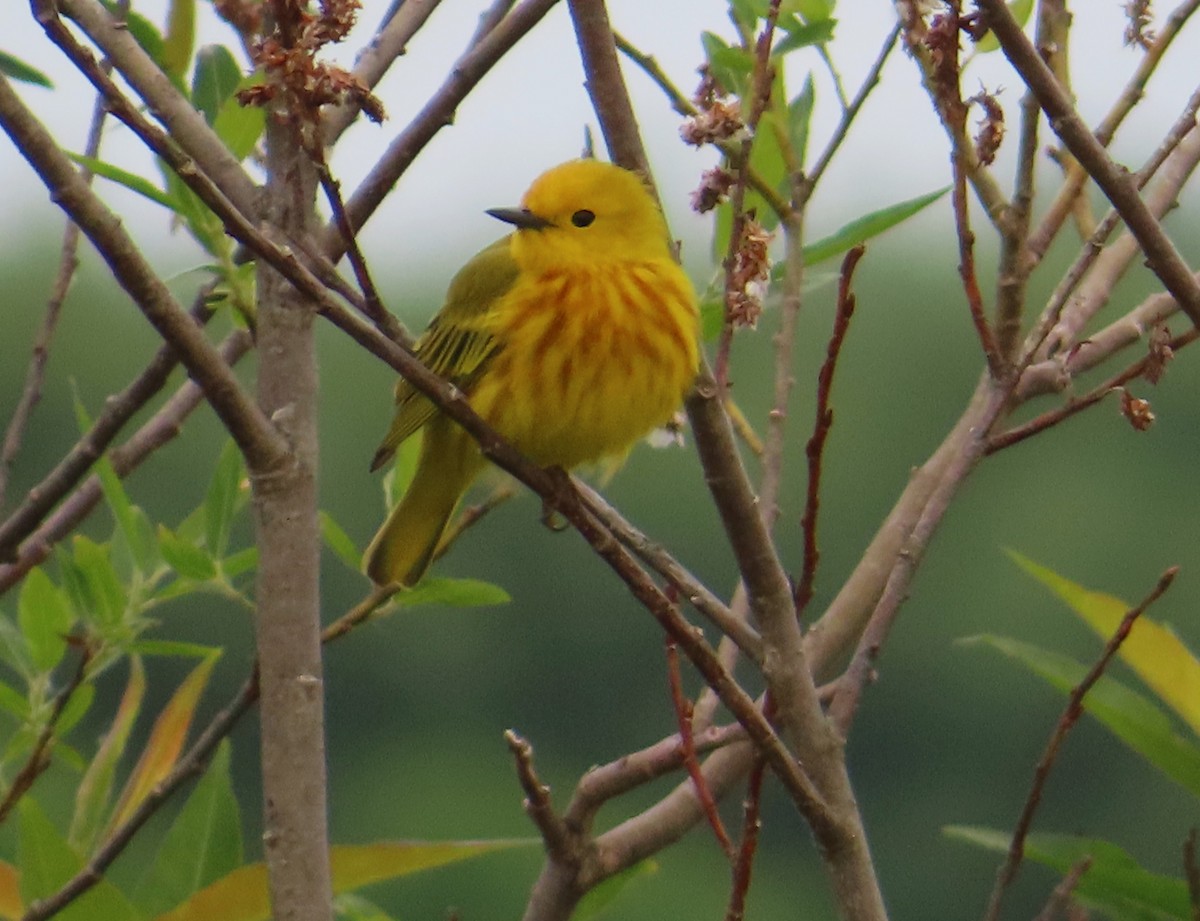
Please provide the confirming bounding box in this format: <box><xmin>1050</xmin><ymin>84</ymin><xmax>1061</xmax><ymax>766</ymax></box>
<box><xmin>571</xmin><ymin>209</ymin><xmax>596</xmax><ymax>228</ymax></box>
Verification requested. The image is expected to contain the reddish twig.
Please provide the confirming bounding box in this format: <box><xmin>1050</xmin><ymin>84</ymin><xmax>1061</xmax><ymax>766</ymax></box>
<box><xmin>1031</xmin><ymin>856</ymin><xmax>1093</xmax><ymax>921</ymax></box>
<box><xmin>795</xmin><ymin>245</ymin><xmax>863</xmax><ymax>614</ymax></box>
<box><xmin>981</xmin><ymin>566</ymin><xmax>1179</xmax><ymax>921</ymax></box>
<box><xmin>666</xmin><ymin>637</ymin><xmax>734</xmax><ymax>859</ymax></box>
<box><xmin>725</xmin><ymin>753</ymin><xmax>766</xmax><ymax>921</ymax></box>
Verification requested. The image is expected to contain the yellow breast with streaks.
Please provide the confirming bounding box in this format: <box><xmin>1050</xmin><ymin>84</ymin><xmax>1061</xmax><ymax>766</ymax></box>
<box><xmin>470</xmin><ymin>259</ymin><xmax>699</xmax><ymax>470</ymax></box>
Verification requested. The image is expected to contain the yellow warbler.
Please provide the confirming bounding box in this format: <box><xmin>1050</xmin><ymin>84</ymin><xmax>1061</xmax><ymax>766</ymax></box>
<box><xmin>364</xmin><ymin>159</ymin><xmax>699</xmax><ymax>586</ymax></box>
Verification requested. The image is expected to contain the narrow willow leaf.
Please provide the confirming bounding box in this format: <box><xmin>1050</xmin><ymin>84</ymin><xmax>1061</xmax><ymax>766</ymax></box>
<box><xmin>160</xmin><ymin>0</ymin><xmax>197</xmax><ymax>79</ymax></box>
<box><xmin>397</xmin><ymin>578</ymin><xmax>511</xmax><ymax>609</ymax></box>
<box><xmin>1008</xmin><ymin>550</ymin><xmax>1200</xmax><ymax>735</ymax></box>
<box><xmin>791</xmin><ymin>185</ymin><xmax>950</xmax><ymax>269</ymax></box>
<box><xmin>0</xmin><ymin>51</ymin><xmax>52</xmax><ymax>88</ymax></box>
<box><xmin>67</xmin><ymin>154</ymin><xmax>178</xmax><ymax>212</ymax></box>
<box><xmin>975</xmin><ymin>0</ymin><xmax>1035</xmax><ymax>53</ymax></box>
<box><xmin>204</xmin><ymin>441</ymin><xmax>244</xmax><ymax>558</ymax></box>
<box><xmin>108</xmin><ymin>652</ymin><xmax>220</xmax><ymax>832</ymax></box>
<box><xmin>945</xmin><ymin>826</ymin><xmax>1191</xmax><ymax>919</ymax></box>
<box><xmin>157</xmin><ymin>840</ymin><xmax>532</xmax><ymax>921</ymax></box>
<box><xmin>961</xmin><ymin>634</ymin><xmax>1200</xmax><ymax>798</ymax></box>
<box><xmin>320</xmin><ymin>512</ymin><xmax>362</xmax><ymax>572</ymax></box>
<box><xmin>773</xmin><ymin>18</ymin><xmax>836</xmax><ymax>56</ymax></box>
<box><xmin>71</xmin><ymin>657</ymin><xmax>145</xmax><ymax>853</ymax></box>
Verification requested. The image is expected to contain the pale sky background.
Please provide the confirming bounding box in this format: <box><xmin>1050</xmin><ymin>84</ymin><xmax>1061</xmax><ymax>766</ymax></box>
<box><xmin>3</xmin><ymin>2</ymin><xmax>1197</xmax><ymax>282</ymax></box>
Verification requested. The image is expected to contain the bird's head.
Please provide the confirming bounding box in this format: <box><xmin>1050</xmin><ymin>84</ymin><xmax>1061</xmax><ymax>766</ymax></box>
<box><xmin>488</xmin><ymin>160</ymin><xmax>672</xmax><ymax>272</ymax></box>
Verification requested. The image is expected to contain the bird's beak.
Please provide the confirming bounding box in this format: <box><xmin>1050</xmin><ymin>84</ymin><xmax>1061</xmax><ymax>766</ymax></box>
<box><xmin>486</xmin><ymin>207</ymin><xmax>554</xmax><ymax>231</ymax></box>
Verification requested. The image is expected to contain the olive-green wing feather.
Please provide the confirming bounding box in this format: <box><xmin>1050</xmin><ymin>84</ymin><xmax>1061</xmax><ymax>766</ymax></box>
<box><xmin>370</xmin><ymin>237</ymin><xmax>519</xmax><ymax>471</ymax></box>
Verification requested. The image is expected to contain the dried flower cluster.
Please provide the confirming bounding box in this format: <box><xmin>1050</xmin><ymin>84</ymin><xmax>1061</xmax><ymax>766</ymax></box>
<box><xmin>968</xmin><ymin>90</ymin><xmax>1005</xmax><ymax>165</ymax></box>
<box><xmin>1124</xmin><ymin>0</ymin><xmax>1156</xmax><ymax>49</ymax></box>
<box><xmin>1119</xmin><ymin>387</ymin><xmax>1156</xmax><ymax>431</ymax></box>
<box><xmin>691</xmin><ymin>166</ymin><xmax>735</xmax><ymax>214</ymax></box>
<box><xmin>680</xmin><ymin>67</ymin><xmax>746</xmax><ymax>147</ymax></box>
<box><xmin>726</xmin><ymin>217</ymin><xmax>774</xmax><ymax>329</ymax></box>
<box><xmin>238</xmin><ymin>0</ymin><xmax>385</xmax><ymax>128</ymax></box>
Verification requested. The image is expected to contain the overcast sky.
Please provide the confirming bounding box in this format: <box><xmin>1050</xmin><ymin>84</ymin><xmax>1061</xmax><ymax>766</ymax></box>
<box><xmin>3</xmin><ymin>2</ymin><xmax>1196</xmax><ymax>279</ymax></box>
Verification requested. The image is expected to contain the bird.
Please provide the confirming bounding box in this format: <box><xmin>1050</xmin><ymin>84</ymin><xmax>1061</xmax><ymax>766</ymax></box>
<box><xmin>364</xmin><ymin>159</ymin><xmax>700</xmax><ymax>587</ymax></box>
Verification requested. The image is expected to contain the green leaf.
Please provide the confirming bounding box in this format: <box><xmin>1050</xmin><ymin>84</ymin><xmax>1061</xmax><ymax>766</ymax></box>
<box><xmin>160</xmin><ymin>165</ymin><xmax>225</xmax><ymax>257</ymax></box>
<box><xmin>0</xmin><ymin>50</ymin><xmax>52</xmax><ymax>88</ymax></box>
<box><xmin>18</xmin><ymin>568</ymin><xmax>74</xmax><ymax>672</ymax></box>
<box><xmin>787</xmin><ymin>74</ymin><xmax>815</xmax><ymax>171</ymax></box>
<box><xmin>961</xmin><ymin>635</ymin><xmax>1200</xmax><ymax>799</ymax></box>
<box><xmin>69</xmin><ymin>536</ymin><xmax>127</xmax><ymax>627</ymax></box>
<box><xmin>19</xmin><ymin>799</ymin><xmax>142</xmax><ymax>921</ymax></box>
<box><xmin>66</xmin><ymin>153</ymin><xmax>179</xmax><ymax>212</ymax></box>
<box><xmin>320</xmin><ymin>512</ymin><xmax>362</xmax><ymax>572</ymax></box>
<box><xmin>220</xmin><ymin>547</ymin><xmax>258</xmax><ymax>580</ymax></box>
<box><xmin>99</xmin><ymin>3</ymin><xmax>164</xmax><ymax>65</ymax></box>
<box><xmin>729</xmin><ymin>0</ymin><xmax>771</xmax><ymax>30</ymax></box>
<box><xmin>773</xmin><ymin>18</ymin><xmax>836</xmax><ymax>56</ymax></box>
<box><xmin>1008</xmin><ymin>551</ymin><xmax>1200</xmax><ymax>735</ymax></box>
<box><xmin>191</xmin><ymin>45</ymin><xmax>242</xmax><ymax>124</ymax></box>
<box><xmin>334</xmin><ymin>894</ymin><xmax>397</xmax><ymax>921</ymax></box>
<box><xmin>130</xmin><ymin>640</ymin><xmax>222</xmax><ymax>659</ymax></box>
<box><xmin>204</xmin><ymin>441</ymin><xmax>244</xmax><ymax>559</ymax></box>
<box><xmin>0</xmin><ymin>678</ymin><xmax>30</xmax><ymax>720</ymax></box>
<box><xmin>383</xmin><ymin>435</ymin><xmax>423</xmax><ymax>511</ymax></box>
<box><xmin>975</xmin><ymin>0</ymin><xmax>1035</xmax><ymax>53</ymax></box>
<box><xmin>576</xmin><ymin>860</ymin><xmax>658</xmax><ymax>920</ymax></box>
<box><xmin>397</xmin><ymin>578</ymin><xmax>511</xmax><ymax>609</ymax></box>
<box><xmin>701</xmin><ymin>32</ymin><xmax>753</xmax><ymax>97</ymax></box>
<box><xmin>158</xmin><ymin>526</ymin><xmax>217</xmax><ymax>582</ymax></box>
<box><xmin>792</xmin><ymin>185</ymin><xmax>950</xmax><ymax>269</ymax></box>
<box><xmin>785</xmin><ymin>0</ymin><xmax>836</xmax><ymax>21</ymax></box>
<box><xmin>945</xmin><ymin>827</ymin><xmax>1192</xmax><ymax>920</ymax></box>
<box><xmin>0</xmin><ymin>615</ymin><xmax>35</xmax><ymax>681</ymax></box>
<box><xmin>161</xmin><ymin>0</ymin><xmax>197</xmax><ymax>79</ymax></box>
<box><xmin>57</xmin><ymin>684</ymin><xmax>95</xmax><ymax>736</ymax></box>
<box><xmin>134</xmin><ymin>741</ymin><xmax>241</xmax><ymax>917</ymax></box>
<box><xmin>212</xmin><ymin>78</ymin><xmax>265</xmax><ymax>162</ymax></box>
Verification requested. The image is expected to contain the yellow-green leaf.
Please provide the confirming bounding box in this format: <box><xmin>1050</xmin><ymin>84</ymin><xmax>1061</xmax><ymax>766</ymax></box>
<box><xmin>155</xmin><ymin>840</ymin><xmax>532</xmax><ymax>921</ymax></box>
<box><xmin>108</xmin><ymin>652</ymin><xmax>219</xmax><ymax>832</ymax></box>
<box><xmin>0</xmin><ymin>859</ymin><xmax>22</xmax><ymax>920</ymax></box>
<box><xmin>71</xmin><ymin>657</ymin><xmax>146</xmax><ymax>853</ymax></box>
<box><xmin>1009</xmin><ymin>551</ymin><xmax>1200</xmax><ymax>735</ymax></box>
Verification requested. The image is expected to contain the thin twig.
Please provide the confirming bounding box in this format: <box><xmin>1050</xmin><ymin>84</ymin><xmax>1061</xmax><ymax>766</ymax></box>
<box><xmin>724</xmin><ymin>752</ymin><xmax>766</xmax><ymax>921</ymax></box>
<box><xmin>665</xmin><ymin>638</ymin><xmax>735</xmax><ymax>859</ymax></box>
<box><xmin>796</xmin><ymin>245</ymin><xmax>862</xmax><ymax>615</ymax></box>
<box><xmin>505</xmin><ymin>730</ymin><xmax>575</xmax><ymax>859</ymax></box>
<box><xmin>981</xmin><ymin>566</ymin><xmax>1179</xmax><ymax>921</ymax></box>
<box><xmin>0</xmin><ymin>83</ymin><xmax>110</xmax><ymax>512</ymax></box>
<box><xmin>574</xmin><ymin>482</ymin><xmax>761</xmax><ymax>663</ymax></box>
<box><xmin>1031</xmin><ymin>856</ymin><xmax>1093</xmax><ymax>921</ymax></box>
<box><xmin>0</xmin><ymin>643</ymin><xmax>93</xmax><ymax>826</ymax></box>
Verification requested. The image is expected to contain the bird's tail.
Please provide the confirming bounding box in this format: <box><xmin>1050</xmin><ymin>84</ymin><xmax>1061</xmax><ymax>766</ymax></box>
<box><xmin>363</xmin><ymin>427</ymin><xmax>480</xmax><ymax>587</ymax></box>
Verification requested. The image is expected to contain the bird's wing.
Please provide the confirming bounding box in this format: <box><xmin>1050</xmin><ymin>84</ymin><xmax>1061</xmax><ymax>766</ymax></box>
<box><xmin>370</xmin><ymin>237</ymin><xmax>518</xmax><ymax>471</ymax></box>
